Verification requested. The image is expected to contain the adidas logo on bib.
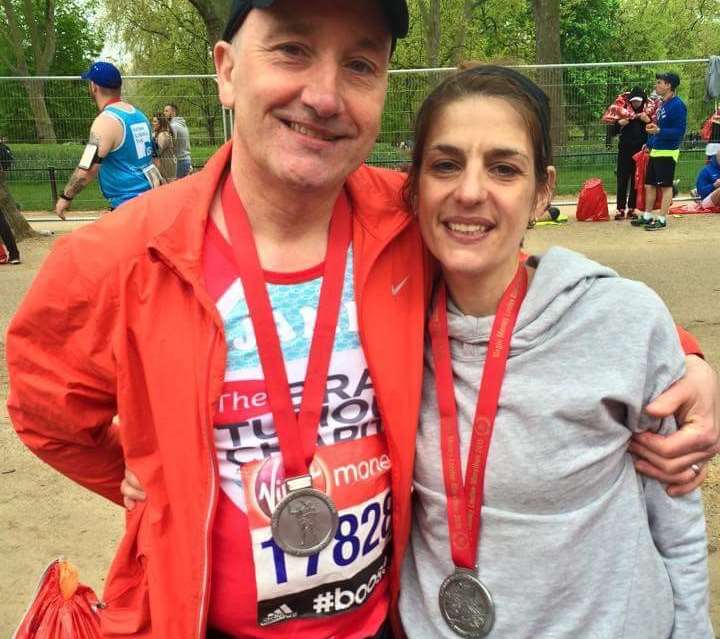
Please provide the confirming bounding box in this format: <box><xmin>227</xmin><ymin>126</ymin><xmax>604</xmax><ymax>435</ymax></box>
<box><xmin>262</xmin><ymin>603</ymin><xmax>297</xmax><ymax>625</ymax></box>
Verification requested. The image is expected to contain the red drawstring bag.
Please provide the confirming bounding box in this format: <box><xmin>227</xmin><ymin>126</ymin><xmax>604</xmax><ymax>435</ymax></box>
<box><xmin>633</xmin><ymin>149</ymin><xmax>663</xmax><ymax>211</ymax></box>
<box><xmin>14</xmin><ymin>559</ymin><xmax>102</xmax><ymax>639</ymax></box>
<box><xmin>0</xmin><ymin>243</ymin><xmax>7</xmax><ymax>264</ymax></box>
<box><xmin>576</xmin><ymin>178</ymin><xmax>609</xmax><ymax>221</ymax></box>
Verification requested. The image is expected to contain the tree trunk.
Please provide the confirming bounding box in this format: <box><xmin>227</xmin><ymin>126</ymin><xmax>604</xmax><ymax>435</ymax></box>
<box><xmin>532</xmin><ymin>0</ymin><xmax>566</xmax><ymax>150</ymax></box>
<box><xmin>187</xmin><ymin>0</ymin><xmax>227</xmax><ymax>44</ymax></box>
<box><xmin>21</xmin><ymin>78</ymin><xmax>57</xmax><ymax>143</ymax></box>
<box><xmin>0</xmin><ymin>178</ymin><xmax>34</xmax><ymax>241</ymax></box>
<box><xmin>418</xmin><ymin>0</ymin><xmax>442</xmax><ymax>67</ymax></box>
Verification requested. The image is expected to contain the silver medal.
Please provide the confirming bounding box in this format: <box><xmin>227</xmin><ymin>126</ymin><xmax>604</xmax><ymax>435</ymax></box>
<box><xmin>438</xmin><ymin>568</ymin><xmax>495</xmax><ymax>638</ymax></box>
<box><xmin>271</xmin><ymin>475</ymin><xmax>338</xmax><ymax>556</ymax></box>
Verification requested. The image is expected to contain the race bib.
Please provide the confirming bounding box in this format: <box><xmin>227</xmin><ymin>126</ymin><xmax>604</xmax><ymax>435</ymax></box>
<box><xmin>240</xmin><ymin>434</ymin><xmax>392</xmax><ymax>626</ymax></box>
<box><xmin>142</xmin><ymin>164</ymin><xmax>164</xmax><ymax>189</ymax></box>
<box><xmin>130</xmin><ymin>122</ymin><xmax>152</xmax><ymax>159</ymax></box>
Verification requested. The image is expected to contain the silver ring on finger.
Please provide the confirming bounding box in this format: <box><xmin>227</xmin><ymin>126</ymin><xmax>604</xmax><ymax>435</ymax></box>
<box><xmin>690</xmin><ymin>462</ymin><xmax>703</xmax><ymax>477</ymax></box>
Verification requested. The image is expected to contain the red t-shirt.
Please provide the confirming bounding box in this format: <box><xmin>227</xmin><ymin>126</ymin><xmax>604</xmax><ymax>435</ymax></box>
<box><xmin>203</xmin><ymin>220</ymin><xmax>391</xmax><ymax>638</ymax></box>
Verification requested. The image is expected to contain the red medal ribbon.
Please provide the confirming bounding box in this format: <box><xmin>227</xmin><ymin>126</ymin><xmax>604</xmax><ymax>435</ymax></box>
<box><xmin>429</xmin><ymin>263</ymin><xmax>528</xmax><ymax>570</ymax></box>
<box><xmin>220</xmin><ymin>173</ymin><xmax>352</xmax><ymax>479</ymax></box>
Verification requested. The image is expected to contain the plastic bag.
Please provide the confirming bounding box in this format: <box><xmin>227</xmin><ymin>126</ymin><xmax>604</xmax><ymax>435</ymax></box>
<box><xmin>14</xmin><ymin>559</ymin><xmax>102</xmax><ymax>639</ymax></box>
<box><xmin>576</xmin><ymin>178</ymin><xmax>609</xmax><ymax>221</ymax></box>
<box><xmin>632</xmin><ymin>150</ymin><xmax>663</xmax><ymax>212</ymax></box>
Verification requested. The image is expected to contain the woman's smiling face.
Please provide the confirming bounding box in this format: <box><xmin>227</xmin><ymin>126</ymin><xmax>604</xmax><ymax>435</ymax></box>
<box><xmin>417</xmin><ymin>96</ymin><xmax>552</xmax><ymax>287</ymax></box>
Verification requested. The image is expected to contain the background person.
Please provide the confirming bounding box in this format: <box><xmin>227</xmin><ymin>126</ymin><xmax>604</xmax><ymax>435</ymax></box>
<box><xmin>151</xmin><ymin>112</ymin><xmax>177</xmax><ymax>183</ymax></box>
<box><xmin>54</xmin><ymin>61</ymin><xmax>160</xmax><ymax>219</ymax></box>
<box><xmin>399</xmin><ymin>64</ymin><xmax>713</xmax><ymax>639</ymax></box>
<box><xmin>163</xmin><ymin>102</ymin><xmax>192</xmax><ymax>178</ymax></box>
<box><xmin>612</xmin><ymin>86</ymin><xmax>649</xmax><ymax>220</ymax></box>
<box><xmin>695</xmin><ymin>142</ymin><xmax>720</xmax><ymax>208</ymax></box>
<box><xmin>0</xmin><ymin>140</ymin><xmax>20</xmax><ymax>264</ymax></box>
<box><xmin>633</xmin><ymin>72</ymin><xmax>687</xmax><ymax>231</ymax></box>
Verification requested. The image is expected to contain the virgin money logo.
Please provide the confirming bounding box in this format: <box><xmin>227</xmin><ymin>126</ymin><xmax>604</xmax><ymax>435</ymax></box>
<box><xmin>253</xmin><ymin>456</ymin><xmax>330</xmax><ymax>519</ymax></box>
<box><xmin>215</xmin><ymin>380</ymin><xmax>269</xmax><ymax>424</ymax></box>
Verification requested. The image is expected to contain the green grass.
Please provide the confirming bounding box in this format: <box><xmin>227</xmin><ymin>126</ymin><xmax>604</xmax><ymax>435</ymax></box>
<box><xmin>6</xmin><ymin>143</ymin><xmax>711</xmax><ymax>211</ymax></box>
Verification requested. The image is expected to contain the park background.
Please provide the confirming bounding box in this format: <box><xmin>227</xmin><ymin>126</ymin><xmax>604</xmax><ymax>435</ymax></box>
<box><xmin>0</xmin><ymin>0</ymin><xmax>719</xmax><ymax>636</ymax></box>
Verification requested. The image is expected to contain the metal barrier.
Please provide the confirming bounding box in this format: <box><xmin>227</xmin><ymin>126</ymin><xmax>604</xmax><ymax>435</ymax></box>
<box><xmin>1</xmin><ymin>59</ymin><xmax>715</xmax><ymax>213</ymax></box>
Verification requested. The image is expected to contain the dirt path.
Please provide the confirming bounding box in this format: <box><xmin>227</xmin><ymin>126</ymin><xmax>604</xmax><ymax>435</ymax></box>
<box><xmin>1</xmin><ymin>215</ymin><xmax>718</xmax><ymax>635</ymax></box>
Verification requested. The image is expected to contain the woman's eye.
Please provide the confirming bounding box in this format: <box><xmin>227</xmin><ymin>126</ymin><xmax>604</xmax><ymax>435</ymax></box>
<box><xmin>430</xmin><ymin>160</ymin><xmax>459</xmax><ymax>173</ymax></box>
<box><xmin>493</xmin><ymin>164</ymin><xmax>520</xmax><ymax>177</ymax></box>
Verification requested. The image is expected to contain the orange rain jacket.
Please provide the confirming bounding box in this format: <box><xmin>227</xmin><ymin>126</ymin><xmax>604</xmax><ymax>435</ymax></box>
<box><xmin>6</xmin><ymin>142</ymin><xmax>428</xmax><ymax>638</ymax></box>
<box><xmin>7</xmin><ymin>143</ymin><xmax>701</xmax><ymax>638</ymax></box>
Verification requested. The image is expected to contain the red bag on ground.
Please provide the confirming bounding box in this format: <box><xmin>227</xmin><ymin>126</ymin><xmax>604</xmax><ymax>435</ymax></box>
<box><xmin>0</xmin><ymin>243</ymin><xmax>7</xmax><ymax>264</ymax></box>
<box><xmin>14</xmin><ymin>559</ymin><xmax>102</xmax><ymax>639</ymax></box>
<box><xmin>632</xmin><ymin>149</ymin><xmax>663</xmax><ymax>211</ymax></box>
<box><xmin>701</xmin><ymin>110</ymin><xmax>719</xmax><ymax>140</ymax></box>
<box><xmin>576</xmin><ymin>178</ymin><xmax>609</xmax><ymax>221</ymax></box>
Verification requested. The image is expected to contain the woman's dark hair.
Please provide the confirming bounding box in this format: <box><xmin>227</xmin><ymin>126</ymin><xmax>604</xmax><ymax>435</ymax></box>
<box><xmin>403</xmin><ymin>64</ymin><xmax>553</xmax><ymax>210</ymax></box>
<box><xmin>154</xmin><ymin>113</ymin><xmax>171</xmax><ymax>134</ymax></box>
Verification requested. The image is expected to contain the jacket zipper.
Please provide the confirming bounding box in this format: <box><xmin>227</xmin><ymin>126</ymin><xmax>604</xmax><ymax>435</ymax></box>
<box><xmin>148</xmin><ymin>247</ymin><xmax>224</xmax><ymax>638</ymax></box>
<box><xmin>197</xmin><ymin>327</ymin><xmax>221</xmax><ymax>639</ymax></box>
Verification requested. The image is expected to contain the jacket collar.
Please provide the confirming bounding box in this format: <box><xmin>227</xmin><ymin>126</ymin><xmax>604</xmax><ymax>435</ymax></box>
<box><xmin>149</xmin><ymin>142</ymin><xmax>412</xmax><ymax>282</ymax></box>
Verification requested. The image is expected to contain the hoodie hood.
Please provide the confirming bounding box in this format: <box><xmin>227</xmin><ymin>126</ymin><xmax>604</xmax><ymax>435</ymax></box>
<box><xmin>172</xmin><ymin>116</ymin><xmax>187</xmax><ymax>126</ymax></box>
<box><xmin>446</xmin><ymin>247</ymin><xmax>617</xmax><ymax>353</ymax></box>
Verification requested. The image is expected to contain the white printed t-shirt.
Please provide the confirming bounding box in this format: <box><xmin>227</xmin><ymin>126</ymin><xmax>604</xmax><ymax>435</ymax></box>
<box><xmin>203</xmin><ymin>219</ymin><xmax>392</xmax><ymax>638</ymax></box>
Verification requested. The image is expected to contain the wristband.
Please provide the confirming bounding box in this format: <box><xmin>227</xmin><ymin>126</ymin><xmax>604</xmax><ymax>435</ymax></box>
<box><xmin>59</xmin><ymin>193</ymin><xmax>73</xmax><ymax>202</ymax></box>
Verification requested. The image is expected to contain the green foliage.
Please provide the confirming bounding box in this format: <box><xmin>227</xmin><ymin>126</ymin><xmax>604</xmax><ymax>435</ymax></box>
<box><xmin>0</xmin><ymin>0</ymin><xmax>103</xmax><ymax>142</ymax></box>
<box><xmin>102</xmin><ymin>0</ymin><xmax>222</xmax><ymax>145</ymax></box>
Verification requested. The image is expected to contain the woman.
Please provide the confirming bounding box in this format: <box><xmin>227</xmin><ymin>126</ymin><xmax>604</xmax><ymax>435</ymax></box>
<box><xmin>152</xmin><ymin>113</ymin><xmax>177</xmax><ymax>183</ymax></box>
<box><xmin>398</xmin><ymin>66</ymin><xmax>712</xmax><ymax>638</ymax></box>
<box><xmin>612</xmin><ymin>86</ymin><xmax>649</xmax><ymax>220</ymax></box>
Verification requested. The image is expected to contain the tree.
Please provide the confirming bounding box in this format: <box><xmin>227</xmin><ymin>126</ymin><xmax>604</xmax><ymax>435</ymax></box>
<box><xmin>103</xmin><ymin>0</ymin><xmax>220</xmax><ymax>144</ymax></box>
<box><xmin>531</xmin><ymin>0</ymin><xmax>565</xmax><ymax>148</ymax></box>
<box><xmin>185</xmin><ymin>0</ymin><xmax>227</xmax><ymax>44</ymax></box>
<box><xmin>0</xmin><ymin>0</ymin><xmax>58</xmax><ymax>142</ymax></box>
<box><xmin>1</xmin><ymin>178</ymin><xmax>33</xmax><ymax>240</ymax></box>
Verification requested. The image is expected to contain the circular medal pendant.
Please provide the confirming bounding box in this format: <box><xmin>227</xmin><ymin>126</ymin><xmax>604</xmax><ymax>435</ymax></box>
<box><xmin>438</xmin><ymin>568</ymin><xmax>495</xmax><ymax>638</ymax></box>
<box><xmin>271</xmin><ymin>477</ymin><xmax>338</xmax><ymax>556</ymax></box>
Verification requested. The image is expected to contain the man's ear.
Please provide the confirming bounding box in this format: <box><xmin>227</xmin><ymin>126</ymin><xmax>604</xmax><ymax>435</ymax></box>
<box><xmin>214</xmin><ymin>40</ymin><xmax>236</xmax><ymax>109</ymax></box>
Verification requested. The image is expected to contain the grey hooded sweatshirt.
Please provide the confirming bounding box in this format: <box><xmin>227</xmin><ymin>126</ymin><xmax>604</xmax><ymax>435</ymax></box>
<box><xmin>400</xmin><ymin>247</ymin><xmax>712</xmax><ymax>639</ymax></box>
<box><xmin>170</xmin><ymin>116</ymin><xmax>191</xmax><ymax>161</ymax></box>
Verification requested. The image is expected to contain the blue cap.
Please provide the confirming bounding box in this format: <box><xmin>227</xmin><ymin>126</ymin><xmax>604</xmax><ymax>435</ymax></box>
<box><xmin>81</xmin><ymin>61</ymin><xmax>122</xmax><ymax>89</ymax></box>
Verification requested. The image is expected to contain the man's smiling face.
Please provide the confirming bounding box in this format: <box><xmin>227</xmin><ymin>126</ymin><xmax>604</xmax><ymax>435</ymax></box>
<box><xmin>221</xmin><ymin>0</ymin><xmax>392</xmax><ymax>194</ymax></box>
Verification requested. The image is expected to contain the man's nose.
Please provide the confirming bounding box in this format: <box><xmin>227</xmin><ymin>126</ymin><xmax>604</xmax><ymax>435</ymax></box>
<box><xmin>300</xmin><ymin>61</ymin><xmax>344</xmax><ymax>120</ymax></box>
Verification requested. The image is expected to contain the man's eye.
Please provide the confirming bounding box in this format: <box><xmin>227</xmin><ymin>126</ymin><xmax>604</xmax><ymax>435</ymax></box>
<box><xmin>347</xmin><ymin>59</ymin><xmax>375</xmax><ymax>75</ymax></box>
<box><xmin>277</xmin><ymin>43</ymin><xmax>306</xmax><ymax>57</ymax></box>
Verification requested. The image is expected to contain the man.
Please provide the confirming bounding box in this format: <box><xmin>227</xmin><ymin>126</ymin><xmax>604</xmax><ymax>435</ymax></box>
<box><xmin>164</xmin><ymin>102</ymin><xmax>193</xmax><ymax>178</ymax></box>
<box><xmin>55</xmin><ymin>61</ymin><xmax>160</xmax><ymax>219</ymax></box>
<box><xmin>7</xmin><ymin>3</ymin><xmax>718</xmax><ymax>638</ymax></box>
<box><xmin>632</xmin><ymin>72</ymin><xmax>687</xmax><ymax>231</ymax></box>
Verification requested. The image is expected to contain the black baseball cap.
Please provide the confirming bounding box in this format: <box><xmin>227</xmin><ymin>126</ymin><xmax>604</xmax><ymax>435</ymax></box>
<box><xmin>222</xmin><ymin>0</ymin><xmax>409</xmax><ymax>44</ymax></box>
<box><xmin>656</xmin><ymin>72</ymin><xmax>680</xmax><ymax>89</ymax></box>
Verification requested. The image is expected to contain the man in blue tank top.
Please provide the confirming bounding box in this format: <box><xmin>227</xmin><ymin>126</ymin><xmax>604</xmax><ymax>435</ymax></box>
<box><xmin>55</xmin><ymin>61</ymin><xmax>162</xmax><ymax>219</ymax></box>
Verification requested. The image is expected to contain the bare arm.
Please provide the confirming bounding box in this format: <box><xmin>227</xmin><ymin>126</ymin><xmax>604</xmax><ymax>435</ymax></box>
<box><xmin>55</xmin><ymin>114</ymin><xmax>121</xmax><ymax>219</ymax></box>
